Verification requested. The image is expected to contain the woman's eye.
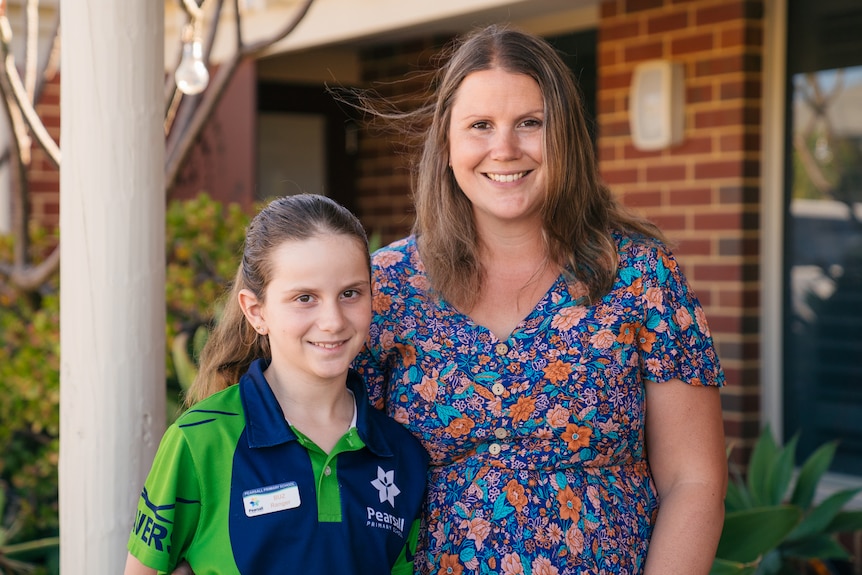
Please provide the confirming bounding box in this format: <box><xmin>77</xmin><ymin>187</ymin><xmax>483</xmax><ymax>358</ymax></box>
<box><xmin>471</xmin><ymin>121</ymin><xmax>491</xmax><ymax>130</ymax></box>
<box><xmin>296</xmin><ymin>294</ymin><xmax>312</xmax><ymax>303</ymax></box>
<box><xmin>520</xmin><ymin>118</ymin><xmax>542</xmax><ymax>128</ymax></box>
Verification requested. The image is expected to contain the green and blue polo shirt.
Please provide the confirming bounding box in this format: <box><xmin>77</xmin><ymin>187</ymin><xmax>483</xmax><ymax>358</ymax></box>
<box><xmin>127</xmin><ymin>358</ymin><xmax>428</xmax><ymax>574</ymax></box>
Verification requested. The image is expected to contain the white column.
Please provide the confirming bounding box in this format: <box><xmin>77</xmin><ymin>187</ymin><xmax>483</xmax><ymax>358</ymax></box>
<box><xmin>60</xmin><ymin>1</ymin><xmax>165</xmax><ymax>571</ymax></box>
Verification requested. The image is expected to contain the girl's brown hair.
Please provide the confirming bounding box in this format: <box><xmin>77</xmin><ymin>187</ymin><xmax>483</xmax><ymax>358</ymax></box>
<box><xmin>186</xmin><ymin>193</ymin><xmax>369</xmax><ymax>405</ymax></box>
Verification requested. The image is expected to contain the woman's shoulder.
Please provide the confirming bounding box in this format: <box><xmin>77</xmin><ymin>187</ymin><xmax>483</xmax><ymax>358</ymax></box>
<box><xmin>612</xmin><ymin>229</ymin><xmax>675</xmax><ymax>262</ymax></box>
<box><xmin>370</xmin><ymin>235</ymin><xmax>428</xmax><ymax>286</ymax></box>
<box><xmin>371</xmin><ymin>235</ymin><xmax>417</xmax><ymax>265</ymax></box>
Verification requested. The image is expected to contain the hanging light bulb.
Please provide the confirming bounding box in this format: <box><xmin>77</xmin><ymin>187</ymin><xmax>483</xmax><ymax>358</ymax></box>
<box><xmin>175</xmin><ymin>23</ymin><xmax>209</xmax><ymax>95</ymax></box>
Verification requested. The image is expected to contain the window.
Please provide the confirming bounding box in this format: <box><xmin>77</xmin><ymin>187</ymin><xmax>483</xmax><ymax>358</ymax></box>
<box><xmin>784</xmin><ymin>0</ymin><xmax>862</xmax><ymax>475</ymax></box>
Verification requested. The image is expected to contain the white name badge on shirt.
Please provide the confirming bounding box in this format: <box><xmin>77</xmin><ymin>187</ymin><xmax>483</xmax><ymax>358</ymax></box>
<box><xmin>242</xmin><ymin>482</ymin><xmax>301</xmax><ymax>517</ymax></box>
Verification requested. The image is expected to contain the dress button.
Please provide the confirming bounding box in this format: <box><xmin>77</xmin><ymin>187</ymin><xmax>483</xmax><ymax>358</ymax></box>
<box><xmin>324</xmin><ymin>466</ymin><xmax>332</xmax><ymax>476</ymax></box>
<box><xmin>488</xmin><ymin>443</ymin><xmax>501</xmax><ymax>455</ymax></box>
<box><xmin>494</xmin><ymin>428</ymin><xmax>508</xmax><ymax>439</ymax></box>
<box><xmin>492</xmin><ymin>382</ymin><xmax>505</xmax><ymax>396</ymax></box>
<box><xmin>495</xmin><ymin>342</ymin><xmax>509</xmax><ymax>355</ymax></box>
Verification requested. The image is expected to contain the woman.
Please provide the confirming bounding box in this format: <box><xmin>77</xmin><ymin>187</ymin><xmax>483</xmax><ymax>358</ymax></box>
<box><xmin>352</xmin><ymin>24</ymin><xmax>727</xmax><ymax>574</ymax></box>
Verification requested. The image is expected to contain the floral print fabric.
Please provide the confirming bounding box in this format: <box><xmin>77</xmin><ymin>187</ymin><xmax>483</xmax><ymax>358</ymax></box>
<box><xmin>353</xmin><ymin>234</ymin><xmax>724</xmax><ymax>575</ymax></box>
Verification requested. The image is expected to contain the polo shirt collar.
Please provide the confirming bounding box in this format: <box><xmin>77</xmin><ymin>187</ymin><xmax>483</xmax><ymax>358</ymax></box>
<box><xmin>239</xmin><ymin>358</ymin><xmax>394</xmax><ymax>457</ymax></box>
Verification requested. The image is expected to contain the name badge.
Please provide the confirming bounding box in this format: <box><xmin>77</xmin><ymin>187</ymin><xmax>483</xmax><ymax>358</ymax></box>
<box><xmin>242</xmin><ymin>482</ymin><xmax>301</xmax><ymax>517</ymax></box>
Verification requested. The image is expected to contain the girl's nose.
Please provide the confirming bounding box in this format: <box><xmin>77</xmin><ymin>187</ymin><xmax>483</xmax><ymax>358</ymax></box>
<box><xmin>318</xmin><ymin>300</ymin><xmax>347</xmax><ymax>331</ymax></box>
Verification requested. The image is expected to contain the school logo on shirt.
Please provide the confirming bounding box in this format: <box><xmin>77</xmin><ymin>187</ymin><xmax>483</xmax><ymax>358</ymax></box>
<box><xmin>367</xmin><ymin>467</ymin><xmax>406</xmax><ymax>537</ymax></box>
<box><xmin>370</xmin><ymin>466</ymin><xmax>400</xmax><ymax>507</ymax></box>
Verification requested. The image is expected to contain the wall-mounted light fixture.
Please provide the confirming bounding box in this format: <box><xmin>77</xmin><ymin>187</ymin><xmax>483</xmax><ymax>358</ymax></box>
<box><xmin>629</xmin><ymin>60</ymin><xmax>685</xmax><ymax>151</ymax></box>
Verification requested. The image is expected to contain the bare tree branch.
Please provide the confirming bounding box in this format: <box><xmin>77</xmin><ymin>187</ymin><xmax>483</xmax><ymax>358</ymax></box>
<box><xmin>165</xmin><ymin>0</ymin><xmax>315</xmax><ymax>192</ymax></box>
<box><xmin>0</xmin><ymin>14</ymin><xmax>60</xmax><ymax>166</ymax></box>
<box><xmin>0</xmin><ymin>241</ymin><xmax>58</xmax><ymax>290</ymax></box>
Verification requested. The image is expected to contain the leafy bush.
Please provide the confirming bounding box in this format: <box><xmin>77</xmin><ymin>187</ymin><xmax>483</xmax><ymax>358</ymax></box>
<box><xmin>0</xmin><ymin>224</ymin><xmax>60</xmax><ymax>549</ymax></box>
<box><xmin>711</xmin><ymin>425</ymin><xmax>862</xmax><ymax>575</ymax></box>
<box><xmin>164</xmin><ymin>193</ymin><xmax>249</xmax><ymax>418</ymax></box>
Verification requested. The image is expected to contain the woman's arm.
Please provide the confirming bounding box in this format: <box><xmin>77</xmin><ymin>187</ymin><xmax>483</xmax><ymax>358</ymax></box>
<box><xmin>123</xmin><ymin>553</ymin><xmax>158</xmax><ymax>575</ymax></box>
<box><xmin>643</xmin><ymin>379</ymin><xmax>727</xmax><ymax>575</ymax></box>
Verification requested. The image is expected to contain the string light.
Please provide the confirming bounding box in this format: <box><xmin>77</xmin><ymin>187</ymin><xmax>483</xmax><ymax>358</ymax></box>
<box><xmin>175</xmin><ymin>22</ymin><xmax>209</xmax><ymax>95</ymax></box>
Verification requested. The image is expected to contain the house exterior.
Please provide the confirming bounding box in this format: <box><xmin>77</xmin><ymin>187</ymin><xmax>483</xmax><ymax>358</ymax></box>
<box><xmin>160</xmin><ymin>0</ymin><xmax>862</xmax><ymax>486</ymax></box>
<box><xmin>14</xmin><ymin>0</ymin><xmax>862</xmax><ymax>563</ymax></box>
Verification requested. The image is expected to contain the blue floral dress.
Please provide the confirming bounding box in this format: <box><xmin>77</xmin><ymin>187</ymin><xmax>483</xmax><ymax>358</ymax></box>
<box><xmin>353</xmin><ymin>233</ymin><xmax>724</xmax><ymax>575</ymax></box>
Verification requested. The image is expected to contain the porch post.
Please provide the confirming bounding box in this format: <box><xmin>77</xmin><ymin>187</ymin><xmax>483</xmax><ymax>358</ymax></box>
<box><xmin>60</xmin><ymin>0</ymin><xmax>165</xmax><ymax>570</ymax></box>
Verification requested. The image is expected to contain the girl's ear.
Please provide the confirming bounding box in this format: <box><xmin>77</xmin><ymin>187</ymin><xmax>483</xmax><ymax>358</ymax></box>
<box><xmin>238</xmin><ymin>288</ymin><xmax>267</xmax><ymax>335</ymax></box>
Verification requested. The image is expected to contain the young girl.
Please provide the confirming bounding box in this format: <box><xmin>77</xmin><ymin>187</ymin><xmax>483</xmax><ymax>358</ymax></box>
<box><xmin>124</xmin><ymin>194</ymin><xmax>428</xmax><ymax>575</ymax></box>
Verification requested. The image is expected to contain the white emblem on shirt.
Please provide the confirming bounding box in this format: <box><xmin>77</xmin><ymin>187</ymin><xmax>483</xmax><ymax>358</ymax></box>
<box><xmin>370</xmin><ymin>466</ymin><xmax>400</xmax><ymax>507</ymax></box>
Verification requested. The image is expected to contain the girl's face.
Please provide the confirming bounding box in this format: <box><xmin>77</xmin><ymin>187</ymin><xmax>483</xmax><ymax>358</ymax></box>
<box><xmin>448</xmin><ymin>68</ymin><xmax>546</xmax><ymax>231</ymax></box>
<box><xmin>242</xmin><ymin>233</ymin><xmax>372</xmax><ymax>387</ymax></box>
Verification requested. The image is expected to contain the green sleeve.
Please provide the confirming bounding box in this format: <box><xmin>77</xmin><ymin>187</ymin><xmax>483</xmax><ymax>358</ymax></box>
<box><xmin>391</xmin><ymin>518</ymin><xmax>421</xmax><ymax>575</ymax></box>
<box><xmin>127</xmin><ymin>424</ymin><xmax>201</xmax><ymax>572</ymax></box>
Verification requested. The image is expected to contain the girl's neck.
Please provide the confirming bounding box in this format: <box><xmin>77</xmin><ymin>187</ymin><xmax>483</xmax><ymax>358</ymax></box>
<box><xmin>263</xmin><ymin>364</ymin><xmax>355</xmax><ymax>453</ymax></box>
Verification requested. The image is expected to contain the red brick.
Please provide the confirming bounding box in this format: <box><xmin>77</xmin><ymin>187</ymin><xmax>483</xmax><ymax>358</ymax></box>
<box><xmin>622</xmin><ymin>189</ymin><xmax>663</xmax><ymax>208</ymax></box>
<box><xmin>719</xmin><ymin>185</ymin><xmax>760</xmax><ymax>204</ymax></box>
<box><xmin>694</xmin><ymin>107</ymin><xmax>759</xmax><ymax>129</ymax></box>
<box><xmin>646</xmin><ymin>164</ymin><xmax>687</xmax><ymax>182</ymax></box>
<box><xmin>687</xmin><ymin>83</ymin><xmax>714</xmax><ymax>104</ymax></box>
<box><xmin>694</xmin><ymin>212</ymin><xmax>742</xmax><ymax>231</ymax></box>
<box><xmin>671</xmin><ymin>32</ymin><xmax>714</xmax><ymax>56</ymax></box>
<box><xmin>598</xmin><ymin>143</ymin><xmax>618</xmax><ymax>162</ymax></box>
<box><xmin>651</xmin><ymin>214</ymin><xmax>686</xmax><ymax>231</ymax></box>
<box><xmin>673</xmin><ymin>135</ymin><xmax>713</xmax><ymax>155</ymax></box>
<box><xmin>719</xmin><ymin>286</ymin><xmax>760</xmax><ymax>307</ymax></box>
<box><xmin>675</xmin><ymin>237</ymin><xmax>713</xmax><ymax>256</ymax></box>
<box><xmin>669</xmin><ymin>187</ymin><xmax>712</xmax><ymax>205</ymax></box>
<box><xmin>599</xmin><ymin>118</ymin><xmax>631</xmax><ymax>137</ymax></box>
<box><xmin>693</xmin><ymin>262</ymin><xmax>743</xmax><ymax>282</ymax></box>
<box><xmin>601</xmin><ymin>0</ymin><xmax>619</xmax><ymax>18</ymax></box>
<box><xmin>719</xmin><ymin>131</ymin><xmax>760</xmax><ymax>153</ymax></box>
<box><xmin>695</xmin><ymin>2</ymin><xmax>747</xmax><ymax>26</ymax></box>
<box><xmin>721</xmin><ymin>25</ymin><xmax>763</xmax><ymax>49</ymax></box>
<box><xmin>599</xmin><ymin>47</ymin><xmax>619</xmax><ymax>67</ymax></box>
<box><xmin>601</xmin><ymin>166</ymin><xmax>639</xmax><ymax>184</ymax></box>
<box><xmin>599</xmin><ymin>70</ymin><xmax>633</xmax><ymax>91</ymax></box>
<box><xmin>720</xmin><ymin>78</ymin><xmax>761</xmax><ymax>100</ymax></box>
<box><xmin>695</xmin><ymin>54</ymin><xmax>762</xmax><ymax>77</ymax></box>
<box><xmin>600</xmin><ymin>20</ymin><xmax>641</xmax><ymax>42</ymax></box>
<box><xmin>624</xmin><ymin>0</ymin><xmax>664</xmax><ymax>13</ymax></box>
<box><xmin>624</xmin><ymin>40</ymin><xmax>664</xmax><ymax>62</ymax></box>
<box><xmin>598</xmin><ymin>95</ymin><xmax>618</xmax><ymax>114</ymax></box>
<box><xmin>647</xmin><ymin>11</ymin><xmax>689</xmax><ymax>34</ymax></box>
<box><xmin>719</xmin><ymin>237</ymin><xmax>759</xmax><ymax>257</ymax></box>
<box><xmin>622</xmin><ymin>143</ymin><xmax>663</xmax><ymax>159</ymax></box>
<box><xmin>695</xmin><ymin>159</ymin><xmax>759</xmax><ymax>179</ymax></box>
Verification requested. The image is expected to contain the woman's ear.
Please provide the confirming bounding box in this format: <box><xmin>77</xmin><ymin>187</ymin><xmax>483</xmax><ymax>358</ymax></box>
<box><xmin>238</xmin><ymin>289</ymin><xmax>267</xmax><ymax>335</ymax></box>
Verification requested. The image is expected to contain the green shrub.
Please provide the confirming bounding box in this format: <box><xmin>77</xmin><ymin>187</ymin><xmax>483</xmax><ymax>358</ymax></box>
<box><xmin>712</xmin><ymin>425</ymin><xmax>862</xmax><ymax>575</ymax></box>
<box><xmin>164</xmin><ymin>193</ymin><xmax>249</xmax><ymax>419</ymax></box>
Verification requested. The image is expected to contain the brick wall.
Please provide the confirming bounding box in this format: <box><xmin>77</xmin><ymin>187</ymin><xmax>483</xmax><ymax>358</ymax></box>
<box><xmin>29</xmin><ymin>73</ymin><xmax>61</xmax><ymax>230</ymax></box>
<box><xmin>597</xmin><ymin>0</ymin><xmax>764</xmax><ymax>465</ymax></box>
<box><xmin>356</xmin><ymin>36</ymin><xmax>453</xmax><ymax>244</ymax></box>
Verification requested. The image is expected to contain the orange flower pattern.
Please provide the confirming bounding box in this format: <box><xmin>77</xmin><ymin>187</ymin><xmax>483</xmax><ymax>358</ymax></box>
<box><xmin>355</xmin><ymin>234</ymin><xmax>723</xmax><ymax>574</ymax></box>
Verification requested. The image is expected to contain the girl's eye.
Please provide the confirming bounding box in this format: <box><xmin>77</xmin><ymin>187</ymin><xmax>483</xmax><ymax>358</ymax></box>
<box><xmin>296</xmin><ymin>294</ymin><xmax>313</xmax><ymax>303</ymax></box>
<box><xmin>342</xmin><ymin>289</ymin><xmax>359</xmax><ymax>299</ymax></box>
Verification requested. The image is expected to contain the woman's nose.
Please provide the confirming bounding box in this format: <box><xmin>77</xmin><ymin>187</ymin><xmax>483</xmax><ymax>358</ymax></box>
<box><xmin>490</xmin><ymin>128</ymin><xmax>520</xmax><ymax>160</ymax></box>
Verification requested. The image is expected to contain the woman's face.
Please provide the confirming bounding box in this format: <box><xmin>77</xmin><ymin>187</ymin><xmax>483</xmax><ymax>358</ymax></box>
<box><xmin>448</xmin><ymin>68</ymin><xmax>546</xmax><ymax>231</ymax></box>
